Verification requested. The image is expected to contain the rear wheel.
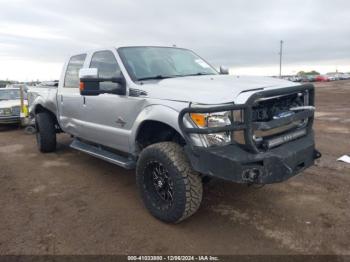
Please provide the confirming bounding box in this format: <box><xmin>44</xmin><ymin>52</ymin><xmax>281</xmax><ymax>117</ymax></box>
<box><xmin>136</xmin><ymin>142</ymin><xmax>203</xmax><ymax>223</ymax></box>
<box><xmin>35</xmin><ymin>112</ymin><xmax>56</xmax><ymax>153</ymax></box>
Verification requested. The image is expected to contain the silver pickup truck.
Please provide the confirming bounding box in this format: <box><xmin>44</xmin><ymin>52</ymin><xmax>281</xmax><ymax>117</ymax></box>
<box><xmin>29</xmin><ymin>46</ymin><xmax>321</xmax><ymax>223</ymax></box>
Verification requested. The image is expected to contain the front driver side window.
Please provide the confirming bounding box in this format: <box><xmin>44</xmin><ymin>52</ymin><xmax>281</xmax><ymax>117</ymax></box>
<box><xmin>90</xmin><ymin>50</ymin><xmax>122</xmax><ymax>91</ymax></box>
<box><xmin>64</xmin><ymin>54</ymin><xmax>86</xmax><ymax>88</ymax></box>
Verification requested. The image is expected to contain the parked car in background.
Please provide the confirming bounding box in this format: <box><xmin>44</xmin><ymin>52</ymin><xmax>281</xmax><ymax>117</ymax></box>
<box><xmin>307</xmin><ymin>75</ymin><xmax>317</xmax><ymax>82</ymax></box>
<box><xmin>315</xmin><ymin>75</ymin><xmax>329</xmax><ymax>82</ymax></box>
<box><xmin>327</xmin><ymin>75</ymin><xmax>337</xmax><ymax>81</ymax></box>
<box><xmin>35</xmin><ymin>81</ymin><xmax>59</xmax><ymax>88</ymax></box>
<box><xmin>338</xmin><ymin>73</ymin><xmax>350</xmax><ymax>80</ymax></box>
<box><xmin>300</xmin><ymin>76</ymin><xmax>315</xmax><ymax>82</ymax></box>
<box><xmin>289</xmin><ymin>76</ymin><xmax>302</xmax><ymax>82</ymax></box>
<box><xmin>326</xmin><ymin>73</ymin><xmax>350</xmax><ymax>81</ymax></box>
<box><xmin>0</xmin><ymin>88</ymin><xmax>27</xmax><ymax>124</ymax></box>
<box><xmin>6</xmin><ymin>84</ymin><xmax>29</xmax><ymax>92</ymax></box>
<box><xmin>343</xmin><ymin>74</ymin><xmax>350</xmax><ymax>80</ymax></box>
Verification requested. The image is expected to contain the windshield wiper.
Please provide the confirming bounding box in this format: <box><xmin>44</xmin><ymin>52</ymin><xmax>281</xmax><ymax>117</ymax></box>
<box><xmin>137</xmin><ymin>73</ymin><xmax>215</xmax><ymax>81</ymax></box>
<box><xmin>137</xmin><ymin>75</ymin><xmax>174</xmax><ymax>81</ymax></box>
<box><xmin>183</xmin><ymin>72</ymin><xmax>216</xmax><ymax>77</ymax></box>
<box><xmin>137</xmin><ymin>74</ymin><xmax>185</xmax><ymax>81</ymax></box>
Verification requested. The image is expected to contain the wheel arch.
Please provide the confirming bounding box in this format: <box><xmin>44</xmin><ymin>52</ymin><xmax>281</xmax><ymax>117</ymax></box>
<box><xmin>130</xmin><ymin>105</ymin><xmax>186</xmax><ymax>154</ymax></box>
<box><xmin>136</xmin><ymin>120</ymin><xmax>185</xmax><ymax>150</ymax></box>
<box><xmin>33</xmin><ymin>104</ymin><xmax>60</xmax><ymax>131</ymax></box>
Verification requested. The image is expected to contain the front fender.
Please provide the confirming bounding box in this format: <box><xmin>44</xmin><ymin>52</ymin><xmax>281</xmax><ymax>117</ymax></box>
<box><xmin>129</xmin><ymin>104</ymin><xmax>205</xmax><ymax>154</ymax></box>
<box><xmin>28</xmin><ymin>95</ymin><xmax>46</xmax><ymax>115</ymax></box>
<box><xmin>129</xmin><ymin>105</ymin><xmax>181</xmax><ymax>153</ymax></box>
<box><xmin>28</xmin><ymin>88</ymin><xmax>58</xmax><ymax>117</ymax></box>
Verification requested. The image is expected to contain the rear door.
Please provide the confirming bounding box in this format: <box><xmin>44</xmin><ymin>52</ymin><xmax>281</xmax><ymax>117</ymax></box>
<box><xmin>57</xmin><ymin>53</ymin><xmax>86</xmax><ymax>136</ymax></box>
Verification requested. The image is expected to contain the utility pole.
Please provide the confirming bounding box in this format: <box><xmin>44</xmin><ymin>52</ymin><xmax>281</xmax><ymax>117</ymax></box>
<box><xmin>279</xmin><ymin>40</ymin><xmax>284</xmax><ymax>78</ymax></box>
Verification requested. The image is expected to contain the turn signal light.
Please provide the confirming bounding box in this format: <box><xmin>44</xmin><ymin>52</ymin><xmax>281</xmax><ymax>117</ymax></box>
<box><xmin>79</xmin><ymin>82</ymin><xmax>85</xmax><ymax>91</ymax></box>
<box><xmin>190</xmin><ymin>113</ymin><xmax>206</xmax><ymax>127</ymax></box>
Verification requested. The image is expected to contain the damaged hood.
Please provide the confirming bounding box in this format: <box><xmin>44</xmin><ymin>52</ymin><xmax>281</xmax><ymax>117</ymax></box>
<box><xmin>138</xmin><ymin>75</ymin><xmax>300</xmax><ymax>104</ymax></box>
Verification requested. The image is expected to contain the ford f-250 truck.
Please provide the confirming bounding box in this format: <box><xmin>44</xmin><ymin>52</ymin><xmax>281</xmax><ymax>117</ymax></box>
<box><xmin>29</xmin><ymin>46</ymin><xmax>321</xmax><ymax>223</ymax></box>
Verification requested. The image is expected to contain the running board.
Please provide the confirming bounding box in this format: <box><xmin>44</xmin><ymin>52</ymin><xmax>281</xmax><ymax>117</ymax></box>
<box><xmin>70</xmin><ymin>139</ymin><xmax>136</xmax><ymax>169</ymax></box>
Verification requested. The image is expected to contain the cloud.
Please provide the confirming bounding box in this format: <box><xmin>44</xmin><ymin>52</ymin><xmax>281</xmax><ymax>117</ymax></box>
<box><xmin>0</xmin><ymin>23</ymin><xmax>68</xmax><ymax>40</ymax></box>
<box><xmin>0</xmin><ymin>0</ymin><xmax>349</xmax><ymax>80</ymax></box>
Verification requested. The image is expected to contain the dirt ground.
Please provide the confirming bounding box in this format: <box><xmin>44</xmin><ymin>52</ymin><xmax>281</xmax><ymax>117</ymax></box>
<box><xmin>0</xmin><ymin>80</ymin><xmax>349</xmax><ymax>255</ymax></box>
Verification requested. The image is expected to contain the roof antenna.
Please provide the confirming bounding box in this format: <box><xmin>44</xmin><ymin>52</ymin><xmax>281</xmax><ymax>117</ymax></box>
<box><xmin>172</xmin><ymin>44</ymin><xmax>177</xmax><ymax>47</ymax></box>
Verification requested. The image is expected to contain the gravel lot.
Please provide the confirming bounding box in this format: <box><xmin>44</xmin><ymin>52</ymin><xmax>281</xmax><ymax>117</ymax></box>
<box><xmin>0</xmin><ymin>81</ymin><xmax>349</xmax><ymax>255</ymax></box>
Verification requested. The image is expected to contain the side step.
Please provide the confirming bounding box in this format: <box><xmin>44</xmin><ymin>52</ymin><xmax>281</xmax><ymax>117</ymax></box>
<box><xmin>70</xmin><ymin>139</ymin><xmax>136</xmax><ymax>169</ymax></box>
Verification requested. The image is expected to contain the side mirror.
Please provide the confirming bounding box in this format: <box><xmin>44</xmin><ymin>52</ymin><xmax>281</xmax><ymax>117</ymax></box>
<box><xmin>220</xmin><ymin>66</ymin><xmax>229</xmax><ymax>75</ymax></box>
<box><xmin>79</xmin><ymin>68</ymin><xmax>126</xmax><ymax>96</ymax></box>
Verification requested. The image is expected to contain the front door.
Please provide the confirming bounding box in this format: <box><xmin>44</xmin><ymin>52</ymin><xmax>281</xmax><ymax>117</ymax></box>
<box><xmin>79</xmin><ymin>50</ymin><xmax>144</xmax><ymax>153</ymax></box>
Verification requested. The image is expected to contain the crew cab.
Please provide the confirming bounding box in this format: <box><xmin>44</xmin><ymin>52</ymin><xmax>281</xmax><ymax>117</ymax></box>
<box><xmin>29</xmin><ymin>46</ymin><xmax>321</xmax><ymax>223</ymax></box>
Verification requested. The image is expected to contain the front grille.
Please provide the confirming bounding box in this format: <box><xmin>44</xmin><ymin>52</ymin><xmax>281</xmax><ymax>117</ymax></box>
<box><xmin>178</xmin><ymin>84</ymin><xmax>315</xmax><ymax>154</ymax></box>
<box><xmin>11</xmin><ymin>106</ymin><xmax>20</xmax><ymax>116</ymax></box>
<box><xmin>251</xmin><ymin>91</ymin><xmax>310</xmax><ymax>150</ymax></box>
<box><xmin>252</xmin><ymin>92</ymin><xmax>306</xmax><ymax>122</ymax></box>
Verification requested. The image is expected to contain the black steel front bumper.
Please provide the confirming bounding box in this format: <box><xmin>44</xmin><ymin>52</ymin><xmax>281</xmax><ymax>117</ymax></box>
<box><xmin>184</xmin><ymin>133</ymin><xmax>320</xmax><ymax>184</ymax></box>
<box><xmin>178</xmin><ymin>84</ymin><xmax>321</xmax><ymax>184</ymax></box>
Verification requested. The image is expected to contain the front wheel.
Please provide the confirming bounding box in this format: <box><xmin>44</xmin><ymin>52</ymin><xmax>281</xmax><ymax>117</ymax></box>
<box><xmin>136</xmin><ymin>142</ymin><xmax>203</xmax><ymax>223</ymax></box>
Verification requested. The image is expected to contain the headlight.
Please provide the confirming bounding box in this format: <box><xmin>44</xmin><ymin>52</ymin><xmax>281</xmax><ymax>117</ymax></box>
<box><xmin>190</xmin><ymin>111</ymin><xmax>232</xmax><ymax>146</ymax></box>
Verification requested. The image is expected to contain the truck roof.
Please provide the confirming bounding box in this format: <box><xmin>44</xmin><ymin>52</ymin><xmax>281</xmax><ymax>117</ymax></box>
<box><xmin>68</xmin><ymin>45</ymin><xmax>185</xmax><ymax>56</ymax></box>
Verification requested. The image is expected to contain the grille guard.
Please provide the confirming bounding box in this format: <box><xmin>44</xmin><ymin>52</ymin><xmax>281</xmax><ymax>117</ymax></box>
<box><xmin>178</xmin><ymin>84</ymin><xmax>315</xmax><ymax>153</ymax></box>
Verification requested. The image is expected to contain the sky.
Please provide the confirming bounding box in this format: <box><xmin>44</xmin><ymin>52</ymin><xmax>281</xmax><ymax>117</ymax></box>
<box><xmin>0</xmin><ymin>0</ymin><xmax>350</xmax><ymax>81</ymax></box>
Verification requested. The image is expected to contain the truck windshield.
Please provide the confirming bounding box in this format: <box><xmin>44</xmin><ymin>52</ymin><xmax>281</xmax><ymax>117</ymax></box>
<box><xmin>118</xmin><ymin>47</ymin><xmax>218</xmax><ymax>81</ymax></box>
<box><xmin>0</xmin><ymin>89</ymin><xmax>21</xmax><ymax>100</ymax></box>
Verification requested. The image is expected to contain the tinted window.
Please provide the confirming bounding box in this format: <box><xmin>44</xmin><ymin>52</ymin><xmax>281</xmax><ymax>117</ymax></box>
<box><xmin>64</xmin><ymin>54</ymin><xmax>86</xmax><ymax>88</ymax></box>
<box><xmin>90</xmin><ymin>51</ymin><xmax>121</xmax><ymax>91</ymax></box>
<box><xmin>90</xmin><ymin>51</ymin><xmax>121</xmax><ymax>78</ymax></box>
<box><xmin>118</xmin><ymin>47</ymin><xmax>217</xmax><ymax>81</ymax></box>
